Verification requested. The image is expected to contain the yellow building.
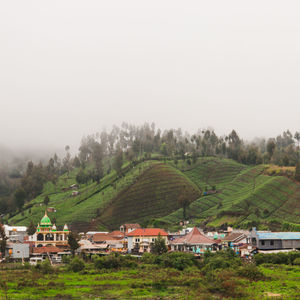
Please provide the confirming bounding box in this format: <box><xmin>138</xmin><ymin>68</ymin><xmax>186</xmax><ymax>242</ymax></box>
<box><xmin>32</xmin><ymin>212</ymin><xmax>69</xmax><ymax>248</ymax></box>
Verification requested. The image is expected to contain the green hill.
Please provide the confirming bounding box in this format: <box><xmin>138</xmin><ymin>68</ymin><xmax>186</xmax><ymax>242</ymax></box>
<box><xmin>96</xmin><ymin>163</ymin><xmax>201</xmax><ymax>230</ymax></box>
<box><xmin>7</xmin><ymin>157</ymin><xmax>300</xmax><ymax>231</ymax></box>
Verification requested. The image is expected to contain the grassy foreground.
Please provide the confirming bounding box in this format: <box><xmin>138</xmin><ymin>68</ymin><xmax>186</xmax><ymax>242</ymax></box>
<box><xmin>1</xmin><ymin>253</ymin><xmax>300</xmax><ymax>299</ymax></box>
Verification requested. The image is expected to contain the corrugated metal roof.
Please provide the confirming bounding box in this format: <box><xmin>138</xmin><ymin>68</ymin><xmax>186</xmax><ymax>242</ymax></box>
<box><xmin>257</xmin><ymin>232</ymin><xmax>300</xmax><ymax>240</ymax></box>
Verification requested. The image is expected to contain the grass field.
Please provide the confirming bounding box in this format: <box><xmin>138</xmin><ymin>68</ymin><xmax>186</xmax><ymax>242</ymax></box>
<box><xmin>0</xmin><ymin>261</ymin><xmax>299</xmax><ymax>299</ymax></box>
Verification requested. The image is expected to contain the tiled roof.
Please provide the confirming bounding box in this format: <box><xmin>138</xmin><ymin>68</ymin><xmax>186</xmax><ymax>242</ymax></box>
<box><xmin>171</xmin><ymin>227</ymin><xmax>214</xmax><ymax>245</ymax></box>
<box><xmin>127</xmin><ymin>228</ymin><xmax>168</xmax><ymax>237</ymax></box>
<box><xmin>32</xmin><ymin>246</ymin><xmax>62</xmax><ymax>254</ymax></box>
<box><xmin>110</xmin><ymin>230</ymin><xmax>125</xmax><ymax>237</ymax></box>
<box><xmin>257</xmin><ymin>232</ymin><xmax>300</xmax><ymax>240</ymax></box>
<box><xmin>122</xmin><ymin>224</ymin><xmax>141</xmax><ymax>228</ymax></box>
<box><xmin>221</xmin><ymin>232</ymin><xmax>246</xmax><ymax>242</ymax></box>
<box><xmin>93</xmin><ymin>233</ymin><xmax>123</xmax><ymax>242</ymax></box>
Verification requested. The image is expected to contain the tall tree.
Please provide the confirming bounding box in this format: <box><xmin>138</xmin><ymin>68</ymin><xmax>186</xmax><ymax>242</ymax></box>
<box><xmin>151</xmin><ymin>233</ymin><xmax>168</xmax><ymax>255</ymax></box>
<box><xmin>267</xmin><ymin>139</ymin><xmax>276</xmax><ymax>161</ymax></box>
<box><xmin>13</xmin><ymin>188</ymin><xmax>26</xmax><ymax>210</ymax></box>
<box><xmin>43</xmin><ymin>195</ymin><xmax>50</xmax><ymax>207</ymax></box>
<box><xmin>68</xmin><ymin>232</ymin><xmax>80</xmax><ymax>256</ymax></box>
<box><xmin>113</xmin><ymin>149</ymin><xmax>123</xmax><ymax>176</ymax></box>
<box><xmin>0</xmin><ymin>223</ymin><xmax>7</xmax><ymax>258</ymax></box>
<box><xmin>178</xmin><ymin>187</ymin><xmax>190</xmax><ymax>220</ymax></box>
<box><xmin>294</xmin><ymin>132</ymin><xmax>300</xmax><ymax>163</ymax></box>
<box><xmin>27</xmin><ymin>220</ymin><xmax>36</xmax><ymax>235</ymax></box>
<box><xmin>91</xmin><ymin>142</ymin><xmax>104</xmax><ymax>184</ymax></box>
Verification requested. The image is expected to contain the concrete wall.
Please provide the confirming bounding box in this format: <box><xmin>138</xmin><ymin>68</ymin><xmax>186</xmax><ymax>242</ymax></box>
<box><xmin>6</xmin><ymin>243</ymin><xmax>30</xmax><ymax>259</ymax></box>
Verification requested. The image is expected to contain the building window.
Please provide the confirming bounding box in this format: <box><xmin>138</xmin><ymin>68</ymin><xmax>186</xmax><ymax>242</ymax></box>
<box><xmin>135</xmin><ymin>238</ymin><xmax>140</xmax><ymax>242</ymax></box>
<box><xmin>261</xmin><ymin>240</ymin><xmax>265</xmax><ymax>246</ymax></box>
<box><xmin>270</xmin><ymin>240</ymin><xmax>274</xmax><ymax>246</ymax></box>
<box><xmin>152</xmin><ymin>238</ymin><xmax>155</xmax><ymax>242</ymax></box>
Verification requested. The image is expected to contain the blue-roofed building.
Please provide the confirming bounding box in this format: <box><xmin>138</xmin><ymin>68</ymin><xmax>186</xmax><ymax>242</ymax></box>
<box><xmin>250</xmin><ymin>228</ymin><xmax>300</xmax><ymax>250</ymax></box>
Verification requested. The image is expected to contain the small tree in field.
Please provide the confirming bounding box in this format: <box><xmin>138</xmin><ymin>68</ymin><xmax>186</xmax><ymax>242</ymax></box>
<box><xmin>151</xmin><ymin>233</ymin><xmax>168</xmax><ymax>255</ymax></box>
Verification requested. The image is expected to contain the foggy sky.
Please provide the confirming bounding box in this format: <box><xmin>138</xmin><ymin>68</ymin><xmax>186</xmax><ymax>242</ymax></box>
<box><xmin>1</xmin><ymin>1</ymin><xmax>300</xmax><ymax>153</ymax></box>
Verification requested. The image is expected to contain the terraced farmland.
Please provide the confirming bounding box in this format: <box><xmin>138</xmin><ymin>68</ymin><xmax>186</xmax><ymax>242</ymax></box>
<box><xmin>181</xmin><ymin>157</ymin><xmax>247</xmax><ymax>190</ymax></box>
<box><xmin>8</xmin><ymin>156</ymin><xmax>300</xmax><ymax>230</ymax></box>
<box><xmin>160</xmin><ymin>162</ymin><xmax>300</xmax><ymax>228</ymax></box>
<box><xmin>97</xmin><ymin>163</ymin><xmax>201</xmax><ymax>229</ymax></box>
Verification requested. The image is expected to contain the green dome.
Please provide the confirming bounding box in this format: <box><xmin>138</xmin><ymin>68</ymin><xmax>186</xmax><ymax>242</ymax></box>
<box><xmin>40</xmin><ymin>212</ymin><xmax>52</xmax><ymax>227</ymax></box>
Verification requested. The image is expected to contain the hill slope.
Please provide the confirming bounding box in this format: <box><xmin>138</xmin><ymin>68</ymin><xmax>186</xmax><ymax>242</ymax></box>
<box><xmin>96</xmin><ymin>163</ymin><xmax>201</xmax><ymax>229</ymax></box>
<box><xmin>7</xmin><ymin>157</ymin><xmax>300</xmax><ymax>231</ymax></box>
<box><xmin>160</xmin><ymin>161</ymin><xmax>300</xmax><ymax>229</ymax></box>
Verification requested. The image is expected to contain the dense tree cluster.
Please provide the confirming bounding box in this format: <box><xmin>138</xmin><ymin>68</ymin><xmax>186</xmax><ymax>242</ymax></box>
<box><xmin>77</xmin><ymin>124</ymin><xmax>300</xmax><ymax>168</ymax></box>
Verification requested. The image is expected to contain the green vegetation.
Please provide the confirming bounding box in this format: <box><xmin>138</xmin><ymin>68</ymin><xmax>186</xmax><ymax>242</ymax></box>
<box><xmin>98</xmin><ymin>163</ymin><xmax>200</xmax><ymax>229</ymax></box>
<box><xmin>6</xmin><ymin>155</ymin><xmax>300</xmax><ymax>231</ymax></box>
<box><xmin>0</xmin><ymin>252</ymin><xmax>300</xmax><ymax>299</ymax></box>
<box><xmin>160</xmin><ymin>158</ymin><xmax>300</xmax><ymax>230</ymax></box>
<box><xmin>1</xmin><ymin>124</ymin><xmax>300</xmax><ymax>231</ymax></box>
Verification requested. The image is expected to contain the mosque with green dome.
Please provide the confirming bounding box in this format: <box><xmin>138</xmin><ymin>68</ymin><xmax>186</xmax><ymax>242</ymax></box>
<box><xmin>31</xmin><ymin>212</ymin><xmax>70</xmax><ymax>248</ymax></box>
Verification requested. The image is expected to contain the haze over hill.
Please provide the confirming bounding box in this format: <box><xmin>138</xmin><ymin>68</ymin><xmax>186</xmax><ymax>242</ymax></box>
<box><xmin>1</xmin><ymin>1</ymin><xmax>300</xmax><ymax>150</ymax></box>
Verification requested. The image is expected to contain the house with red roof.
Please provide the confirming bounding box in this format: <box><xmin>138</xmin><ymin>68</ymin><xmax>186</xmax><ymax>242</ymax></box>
<box><xmin>127</xmin><ymin>228</ymin><xmax>168</xmax><ymax>253</ymax></box>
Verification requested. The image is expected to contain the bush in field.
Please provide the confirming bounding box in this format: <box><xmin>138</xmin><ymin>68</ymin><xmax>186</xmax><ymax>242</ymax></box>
<box><xmin>293</xmin><ymin>258</ymin><xmax>300</xmax><ymax>265</ymax></box>
<box><xmin>35</xmin><ymin>259</ymin><xmax>54</xmax><ymax>274</ymax></box>
<box><xmin>62</xmin><ymin>255</ymin><xmax>71</xmax><ymax>264</ymax></box>
<box><xmin>236</xmin><ymin>264</ymin><xmax>265</xmax><ymax>281</ymax></box>
<box><xmin>69</xmin><ymin>257</ymin><xmax>85</xmax><ymax>272</ymax></box>
<box><xmin>254</xmin><ymin>252</ymin><xmax>300</xmax><ymax>265</ymax></box>
<box><xmin>94</xmin><ymin>253</ymin><xmax>137</xmax><ymax>270</ymax></box>
<box><xmin>202</xmin><ymin>248</ymin><xmax>241</xmax><ymax>272</ymax></box>
<box><xmin>156</xmin><ymin>252</ymin><xmax>195</xmax><ymax>270</ymax></box>
<box><xmin>141</xmin><ymin>253</ymin><xmax>156</xmax><ymax>264</ymax></box>
<box><xmin>205</xmin><ymin>269</ymin><xmax>246</xmax><ymax>298</ymax></box>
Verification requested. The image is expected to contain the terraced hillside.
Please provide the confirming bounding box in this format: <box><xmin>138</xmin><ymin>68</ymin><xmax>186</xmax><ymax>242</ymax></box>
<box><xmin>96</xmin><ymin>163</ymin><xmax>201</xmax><ymax>229</ymax></box>
<box><xmin>160</xmin><ymin>162</ymin><xmax>300</xmax><ymax>228</ymax></box>
<box><xmin>9</xmin><ymin>161</ymin><xmax>156</xmax><ymax>231</ymax></box>
<box><xmin>7</xmin><ymin>157</ymin><xmax>300</xmax><ymax>231</ymax></box>
<box><xmin>181</xmin><ymin>157</ymin><xmax>247</xmax><ymax>190</ymax></box>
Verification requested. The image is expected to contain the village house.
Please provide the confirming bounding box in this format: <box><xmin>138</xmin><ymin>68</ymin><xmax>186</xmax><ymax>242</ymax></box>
<box><xmin>4</xmin><ymin>225</ymin><xmax>27</xmax><ymax>242</ymax></box>
<box><xmin>170</xmin><ymin>227</ymin><xmax>216</xmax><ymax>253</ymax></box>
<box><xmin>127</xmin><ymin>228</ymin><xmax>168</xmax><ymax>253</ymax></box>
<box><xmin>220</xmin><ymin>232</ymin><xmax>248</xmax><ymax>248</ymax></box>
<box><xmin>249</xmin><ymin>228</ymin><xmax>300</xmax><ymax>250</ymax></box>
<box><xmin>92</xmin><ymin>231</ymin><xmax>125</xmax><ymax>251</ymax></box>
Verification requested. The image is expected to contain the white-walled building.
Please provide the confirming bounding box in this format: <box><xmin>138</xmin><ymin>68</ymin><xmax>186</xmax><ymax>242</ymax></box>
<box><xmin>127</xmin><ymin>228</ymin><xmax>168</xmax><ymax>253</ymax></box>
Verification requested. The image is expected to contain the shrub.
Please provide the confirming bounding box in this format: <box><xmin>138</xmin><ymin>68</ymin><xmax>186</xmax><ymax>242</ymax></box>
<box><xmin>236</xmin><ymin>264</ymin><xmax>265</xmax><ymax>281</ymax></box>
<box><xmin>36</xmin><ymin>259</ymin><xmax>54</xmax><ymax>274</ymax></box>
<box><xmin>62</xmin><ymin>255</ymin><xmax>71</xmax><ymax>264</ymax></box>
<box><xmin>254</xmin><ymin>252</ymin><xmax>296</xmax><ymax>265</ymax></box>
<box><xmin>293</xmin><ymin>258</ymin><xmax>300</xmax><ymax>266</ymax></box>
<box><xmin>94</xmin><ymin>253</ymin><xmax>137</xmax><ymax>270</ymax></box>
<box><xmin>156</xmin><ymin>252</ymin><xmax>195</xmax><ymax>270</ymax></box>
<box><xmin>141</xmin><ymin>253</ymin><xmax>156</xmax><ymax>264</ymax></box>
<box><xmin>69</xmin><ymin>257</ymin><xmax>85</xmax><ymax>272</ymax></box>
